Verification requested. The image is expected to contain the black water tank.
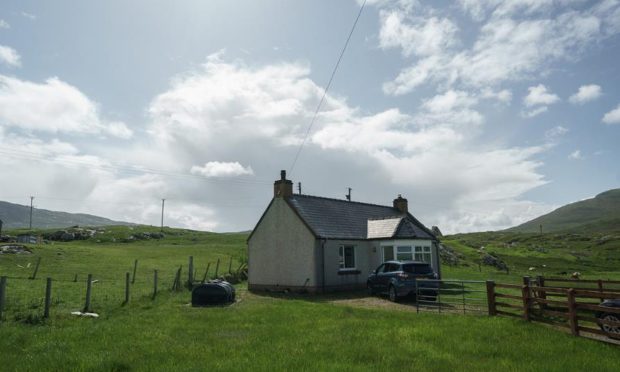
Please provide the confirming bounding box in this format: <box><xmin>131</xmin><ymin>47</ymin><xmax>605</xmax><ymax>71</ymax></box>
<box><xmin>192</xmin><ymin>280</ymin><xmax>236</xmax><ymax>306</ymax></box>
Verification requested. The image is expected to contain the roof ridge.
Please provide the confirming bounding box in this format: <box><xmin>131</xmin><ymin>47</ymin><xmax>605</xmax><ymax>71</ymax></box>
<box><xmin>367</xmin><ymin>216</ymin><xmax>403</xmax><ymax>221</ymax></box>
<box><xmin>288</xmin><ymin>193</ymin><xmax>397</xmax><ymax>210</ymax></box>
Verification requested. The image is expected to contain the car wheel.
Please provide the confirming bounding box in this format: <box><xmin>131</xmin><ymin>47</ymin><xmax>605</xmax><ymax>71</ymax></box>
<box><xmin>388</xmin><ymin>285</ymin><xmax>398</xmax><ymax>302</ymax></box>
<box><xmin>600</xmin><ymin>314</ymin><xmax>620</xmax><ymax>335</ymax></box>
<box><xmin>367</xmin><ymin>282</ymin><xmax>375</xmax><ymax>296</ymax></box>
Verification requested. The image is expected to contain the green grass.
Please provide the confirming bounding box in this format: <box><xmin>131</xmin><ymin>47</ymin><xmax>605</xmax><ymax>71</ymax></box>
<box><xmin>1</xmin><ymin>291</ymin><xmax>619</xmax><ymax>371</ymax></box>
<box><xmin>2</xmin><ymin>225</ymin><xmax>620</xmax><ymax>371</ymax></box>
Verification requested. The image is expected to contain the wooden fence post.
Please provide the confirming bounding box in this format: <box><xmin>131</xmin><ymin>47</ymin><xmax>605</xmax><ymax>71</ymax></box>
<box><xmin>536</xmin><ymin>275</ymin><xmax>546</xmax><ymax>309</ymax></box>
<box><xmin>83</xmin><ymin>274</ymin><xmax>93</xmax><ymax>313</ymax></box>
<box><xmin>522</xmin><ymin>284</ymin><xmax>530</xmax><ymax>321</ymax></box>
<box><xmin>153</xmin><ymin>270</ymin><xmax>158</xmax><ymax>299</ymax></box>
<box><xmin>567</xmin><ymin>288</ymin><xmax>579</xmax><ymax>336</ymax></box>
<box><xmin>188</xmin><ymin>256</ymin><xmax>194</xmax><ymax>287</ymax></box>
<box><xmin>0</xmin><ymin>276</ymin><xmax>7</xmax><ymax>322</ymax></box>
<box><xmin>202</xmin><ymin>263</ymin><xmax>211</xmax><ymax>283</ymax></box>
<box><xmin>486</xmin><ymin>280</ymin><xmax>496</xmax><ymax>316</ymax></box>
<box><xmin>44</xmin><ymin>277</ymin><xmax>52</xmax><ymax>318</ymax></box>
<box><xmin>228</xmin><ymin>256</ymin><xmax>233</xmax><ymax>274</ymax></box>
<box><xmin>73</xmin><ymin>274</ymin><xmax>78</xmax><ymax>282</ymax></box>
<box><xmin>124</xmin><ymin>272</ymin><xmax>130</xmax><ymax>305</ymax></box>
<box><xmin>597</xmin><ymin>279</ymin><xmax>603</xmax><ymax>292</ymax></box>
<box><xmin>131</xmin><ymin>260</ymin><xmax>138</xmax><ymax>284</ymax></box>
<box><xmin>215</xmin><ymin>258</ymin><xmax>220</xmax><ymax>278</ymax></box>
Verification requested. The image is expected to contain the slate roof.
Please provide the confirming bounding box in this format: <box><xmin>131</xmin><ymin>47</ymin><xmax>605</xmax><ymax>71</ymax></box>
<box><xmin>285</xmin><ymin>194</ymin><xmax>436</xmax><ymax>241</ymax></box>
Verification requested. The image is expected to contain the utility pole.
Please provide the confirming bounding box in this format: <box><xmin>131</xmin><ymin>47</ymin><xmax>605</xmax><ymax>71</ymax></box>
<box><xmin>29</xmin><ymin>196</ymin><xmax>34</xmax><ymax>230</ymax></box>
<box><xmin>345</xmin><ymin>188</ymin><xmax>352</xmax><ymax>201</ymax></box>
<box><xmin>297</xmin><ymin>182</ymin><xmax>302</xmax><ymax>195</ymax></box>
<box><xmin>161</xmin><ymin>199</ymin><xmax>165</xmax><ymax>232</ymax></box>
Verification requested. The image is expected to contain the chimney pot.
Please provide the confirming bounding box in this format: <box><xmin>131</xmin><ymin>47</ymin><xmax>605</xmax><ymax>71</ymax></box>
<box><xmin>274</xmin><ymin>170</ymin><xmax>293</xmax><ymax>198</ymax></box>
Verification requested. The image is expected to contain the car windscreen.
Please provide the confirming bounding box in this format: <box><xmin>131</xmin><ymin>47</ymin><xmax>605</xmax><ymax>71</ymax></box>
<box><xmin>402</xmin><ymin>264</ymin><xmax>433</xmax><ymax>274</ymax></box>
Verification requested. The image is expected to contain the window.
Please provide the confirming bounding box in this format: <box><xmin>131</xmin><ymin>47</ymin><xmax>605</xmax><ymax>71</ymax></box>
<box><xmin>383</xmin><ymin>246</ymin><xmax>394</xmax><ymax>262</ymax></box>
<box><xmin>396</xmin><ymin>246</ymin><xmax>413</xmax><ymax>261</ymax></box>
<box><xmin>339</xmin><ymin>245</ymin><xmax>356</xmax><ymax>269</ymax></box>
<box><xmin>414</xmin><ymin>246</ymin><xmax>432</xmax><ymax>263</ymax></box>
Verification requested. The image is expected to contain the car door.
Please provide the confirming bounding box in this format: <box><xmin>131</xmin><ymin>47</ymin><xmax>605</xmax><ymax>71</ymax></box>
<box><xmin>369</xmin><ymin>264</ymin><xmax>385</xmax><ymax>289</ymax></box>
<box><xmin>377</xmin><ymin>263</ymin><xmax>395</xmax><ymax>292</ymax></box>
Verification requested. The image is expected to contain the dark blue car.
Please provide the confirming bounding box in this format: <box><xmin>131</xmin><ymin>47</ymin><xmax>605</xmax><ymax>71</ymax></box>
<box><xmin>367</xmin><ymin>260</ymin><xmax>439</xmax><ymax>302</ymax></box>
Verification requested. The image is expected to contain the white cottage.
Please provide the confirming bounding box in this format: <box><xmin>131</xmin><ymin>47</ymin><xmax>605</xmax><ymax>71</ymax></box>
<box><xmin>248</xmin><ymin>171</ymin><xmax>440</xmax><ymax>293</ymax></box>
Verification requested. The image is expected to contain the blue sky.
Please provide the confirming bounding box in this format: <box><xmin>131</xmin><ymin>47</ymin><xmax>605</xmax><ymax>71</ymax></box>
<box><xmin>0</xmin><ymin>0</ymin><xmax>619</xmax><ymax>233</ymax></box>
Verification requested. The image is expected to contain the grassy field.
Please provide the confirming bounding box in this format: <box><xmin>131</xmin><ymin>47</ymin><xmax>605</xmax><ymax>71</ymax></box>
<box><xmin>441</xmin><ymin>230</ymin><xmax>620</xmax><ymax>282</ymax></box>
<box><xmin>1</xmin><ymin>225</ymin><xmax>620</xmax><ymax>371</ymax></box>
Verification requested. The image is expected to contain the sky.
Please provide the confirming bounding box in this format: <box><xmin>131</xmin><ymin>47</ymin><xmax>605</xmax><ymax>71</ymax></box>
<box><xmin>0</xmin><ymin>0</ymin><xmax>619</xmax><ymax>233</ymax></box>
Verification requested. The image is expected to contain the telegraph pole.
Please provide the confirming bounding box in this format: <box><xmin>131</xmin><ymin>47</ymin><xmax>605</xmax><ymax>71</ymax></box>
<box><xmin>297</xmin><ymin>182</ymin><xmax>302</xmax><ymax>195</ymax></box>
<box><xmin>345</xmin><ymin>188</ymin><xmax>352</xmax><ymax>201</ymax></box>
<box><xmin>29</xmin><ymin>196</ymin><xmax>34</xmax><ymax>229</ymax></box>
<box><xmin>160</xmin><ymin>199</ymin><xmax>165</xmax><ymax>232</ymax></box>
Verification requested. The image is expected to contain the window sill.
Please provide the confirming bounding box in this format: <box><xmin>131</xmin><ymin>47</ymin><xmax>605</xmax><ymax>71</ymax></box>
<box><xmin>337</xmin><ymin>269</ymin><xmax>361</xmax><ymax>276</ymax></box>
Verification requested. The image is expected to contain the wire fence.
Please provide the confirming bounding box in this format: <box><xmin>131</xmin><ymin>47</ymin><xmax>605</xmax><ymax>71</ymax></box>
<box><xmin>0</xmin><ymin>255</ymin><xmax>247</xmax><ymax>323</ymax></box>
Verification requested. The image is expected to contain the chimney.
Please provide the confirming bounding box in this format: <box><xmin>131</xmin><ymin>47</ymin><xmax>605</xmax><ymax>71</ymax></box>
<box><xmin>274</xmin><ymin>170</ymin><xmax>293</xmax><ymax>198</ymax></box>
<box><xmin>393</xmin><ymin>194</ymin><xmax>408</xmax><ymax>214</ymax></box>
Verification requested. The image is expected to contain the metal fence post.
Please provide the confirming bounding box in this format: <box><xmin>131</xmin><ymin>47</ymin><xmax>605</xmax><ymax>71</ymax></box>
<box><xmin>44</xmin><ymin>277</ymin><xmax>52</xmax><ymax>318</ymax></box>
<box><xmin>83</xmin><ymin>274</ymin><xmax>93</xmax><ymax>313</ymax></box>
<box><xmin>30</xmin><ymin>257</ymin><xmax>41</xmax><ymax>280</ymax></box>
<box><xmin>124</xmin><ymin>272</ymin><xmax>130</xmax><ymax>304</ymax></box>
<box><xmin>415</xmin><ymin>280</ymin><xmax>419</xmax><ymax>313</ymax></box>
<box><xmin>132</xmin><ymin>259</ymin><xmax>138</xmax><ymax>284</ymax></box>
<box><xmin>0</xmin><ymin>276</ymin><xmax>7</xmax><ymax>322</ymax></box>
<box><xmin>153</xmin><ymin>270</ymin><xmax>158</xmax><ymax>299</ymax></box>
<box><xmin>188</xmin><ymin>256</ymin><xmax>194</xmax><ymax>287</ymax></box>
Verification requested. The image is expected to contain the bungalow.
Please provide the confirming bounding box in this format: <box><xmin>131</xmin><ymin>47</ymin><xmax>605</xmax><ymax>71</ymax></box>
<box><xmin>248</xmin><ymin>171</ymin><xmax>440</xmax><ymax>293</ymax></box>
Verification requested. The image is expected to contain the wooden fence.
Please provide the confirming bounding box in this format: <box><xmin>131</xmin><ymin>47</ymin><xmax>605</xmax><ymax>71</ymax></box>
<box><xmin>486</xmin><ymin>277</ymin><xmax>620</xmax><ymax>342</ymax></box>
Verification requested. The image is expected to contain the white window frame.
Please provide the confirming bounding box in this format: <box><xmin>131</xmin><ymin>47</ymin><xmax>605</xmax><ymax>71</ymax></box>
<box><xmin>414</xmin><ymin>246</ymin><xmax>432</xmax><ymax>263</ymax></box>
<box><xmin>380</xmin><ymin>241</ymin><xmax>434</xmax><ymax>264</ymax></box>
<box><xmin>396</xmin><ymin>246</ymin><xmax>413</xmax><ymax>261</ymax></box>
<box><xmin>382</xmin><ymin>245</ymin><xmax>394</xmax><ymax>262</ymax></box>
<box><xmin>339</xmin><ymin>245</ymin><xmax>356</xmax><ymax>270</ymax></box>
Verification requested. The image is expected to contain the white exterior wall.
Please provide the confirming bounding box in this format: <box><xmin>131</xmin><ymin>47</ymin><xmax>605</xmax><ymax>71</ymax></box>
<box><xmin>248</xmin><ymin>198</ymin><xmax>317</xmax><ymax>290</ymax></box>
<box><xmin>322</xmin><ymin>239</ymin><xmax>372</xmax><ymax>289</ymax></box>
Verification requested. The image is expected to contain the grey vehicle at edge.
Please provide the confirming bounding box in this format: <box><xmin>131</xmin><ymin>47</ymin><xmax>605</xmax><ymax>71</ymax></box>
<box><xmin>367</xmin><ymin>260</ymin><xmax>439</xmax><ymax>302</ymax></box>
<box><xmin>595</xmin><ymin>299</ymin><xmax>620</xmax><ymax>338</ymax></box>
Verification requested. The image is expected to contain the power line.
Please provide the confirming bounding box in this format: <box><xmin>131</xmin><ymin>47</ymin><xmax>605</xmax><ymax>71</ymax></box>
<box><xmin>288</xmin><ymin>0</ymin><xmax>367</xmax><ymax>177</ymax></box>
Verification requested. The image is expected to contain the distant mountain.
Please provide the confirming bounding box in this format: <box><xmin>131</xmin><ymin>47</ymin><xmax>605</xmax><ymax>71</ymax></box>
<box><xmin>508</xmin><ymin>189</ymin><xmax>620</xmax><ymax>233</ymax></box>
<box><xmin>0</xmin><ymin>200</ymin><xmax>131</xmax><ymax>230</ymax></box>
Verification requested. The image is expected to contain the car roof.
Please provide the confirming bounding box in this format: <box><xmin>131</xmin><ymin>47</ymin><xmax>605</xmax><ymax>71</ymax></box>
<box><xmin>383</xmin><ymin>260</ymin><xmax>430</xmax><ymax>265</ymax></box>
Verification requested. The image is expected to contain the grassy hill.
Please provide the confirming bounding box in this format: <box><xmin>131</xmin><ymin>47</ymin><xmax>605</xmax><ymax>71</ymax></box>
<box><xmin>1</xmin><ymin>225</ymin><xmax>619</xmax><ymax>370</ymax></box>
<box><xmin>508</xmin><ymin>189</ymin><xmax>620</xmax><ymax>233</ymax></box>
<box><xmin>0</xmin><ymin>200</ymin><xmax>131</xmax><ymax>229</ymax></box>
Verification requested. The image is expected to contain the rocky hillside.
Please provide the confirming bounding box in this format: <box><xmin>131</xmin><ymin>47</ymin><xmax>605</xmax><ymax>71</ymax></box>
<box><xmin>508</xmin><ymin>189</ymin><xmax>620</xmax><ymax>233</ymax></box>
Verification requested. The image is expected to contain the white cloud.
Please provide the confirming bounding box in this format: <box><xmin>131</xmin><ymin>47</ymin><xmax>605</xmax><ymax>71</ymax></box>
<box><xmin>568</xmin><ymin>149</ymin><xmax>583</xmax><ymax>159</ymax></box>
<box><xmin>0</xmin><ymin>45</ymin><xmax>21</xmax><ymax>67</ymax></box>
<box><xmin>146</xmin><ymin>54</ymin><xmax>549</xmax><ymax>232</ymax></box>
<box><xmin>521</xmin><ymin>84</ymin><xmax>559</xmax><ymax>118</ymax></box>
<box><xmin>480</xmin><ymin>88</ymin><xmax>512</xmax><ymax>103</ymax></box>
<box><xmin>190</xmin><ymin>161</ymin><xmax>254</xmax><ymax>177</ymax></box>
<box><xmin>378</xmin><ymin>1</ymin><xmax>617</xmax><ymax>95</ymax></box>
<box><xmin>544</xmin><ymin>125</ymin><xmax>569</xmax><ymax>140</ymax></box>
<box><xmin>379</xmin><ymin>11</ymin><xmax>458</xmax><ymax>57</ymax></box>
<box><xmin>521</xmin><ymin>106</ymin><xmax>548</xmax><ymax>118</ymax></box>
<box><xmin>0</xmin><ymin>20</ymin><xmax>10</xmax><ymax>29</ymax></box>
<box><xmin>523</xmin><ymin>84</ymin><xmax>560</xmax><ymax>107</ymax></box>
<box><xmin>569</xmin><ymin>84</ymin><xmax>602</xmax><ymax>104</ymax></box>
<box><xmin>21</xmin><ymin>12</ymin><xmax>37</xmax><ymax>20</ymax></box>
<box><xmin>602</xmin><ymin>103</ymin><xmax>620</xmax><ymax>125</ymax></box>
<box><xmin>0</xmin><ymin>75</ymin><xmax>132</xmax><ymax>138</ymax></box>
